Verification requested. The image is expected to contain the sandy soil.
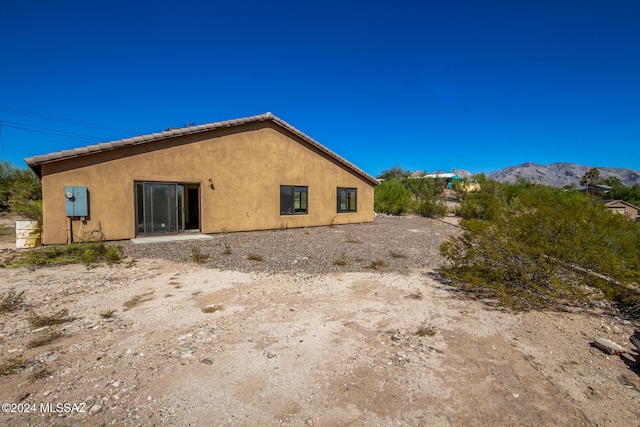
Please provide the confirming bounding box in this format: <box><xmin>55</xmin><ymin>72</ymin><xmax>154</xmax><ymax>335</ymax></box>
<box><xmin>0</xmin><ymin>216</ymin><xmax>639</xmax><ymax>426</ymax></box>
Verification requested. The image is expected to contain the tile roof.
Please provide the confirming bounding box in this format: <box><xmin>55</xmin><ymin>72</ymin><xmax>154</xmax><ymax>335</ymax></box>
<box><xmin>25</xmin><ymin>113</ymin><xmax>379</xmax><ymax>186</ymax></box>
<box><xmin>424</xmin><ymin>173</ymin><xmax>461</xmax><ymax>179</ymax></box>
<box><xmin>604</xmin><ymin>199</ymin><xmax>640</xmax><ymax>210</ymax></box>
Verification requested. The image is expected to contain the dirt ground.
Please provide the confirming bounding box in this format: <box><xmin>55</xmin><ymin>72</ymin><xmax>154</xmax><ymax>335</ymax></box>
<box><xmin>0</xmin><ymin>216</ymin><xmax>639</xmax><ymax>426</ymax></box>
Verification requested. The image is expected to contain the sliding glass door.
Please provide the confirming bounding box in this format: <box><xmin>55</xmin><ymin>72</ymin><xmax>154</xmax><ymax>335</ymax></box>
<box><xmin>136</xmin><ymin>182</ymin><xmax>183</xmax><ymax>235</ymax></box>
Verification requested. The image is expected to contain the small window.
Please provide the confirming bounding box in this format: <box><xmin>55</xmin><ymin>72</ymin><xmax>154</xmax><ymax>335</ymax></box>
<box><xmin>280</xmin><ymin>185</ymin><xmax>308</xmax><ymax>215</ymax></box>
<box><xmin>337</xmin><ymin>187</ymin><xmax>357</xmax><ymax>213</ymax></box>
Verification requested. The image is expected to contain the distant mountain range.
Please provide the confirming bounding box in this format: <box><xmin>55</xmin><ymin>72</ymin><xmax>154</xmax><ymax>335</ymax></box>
<box><xmin>488</xmin><ymin>162</ymin><xmax>640</xmax><ymax>188</ymax></box>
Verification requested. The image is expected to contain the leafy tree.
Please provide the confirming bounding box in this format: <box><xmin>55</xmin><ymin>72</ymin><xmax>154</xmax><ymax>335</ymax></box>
<box><xmin>406</xmin><ymin>176</ymin><xmax>442</xmax><ymax>200</ymax></box>
<box><xmin>374</xmin><ymin>179</ymin><xmax>413</xmax><ymax>215</ymax></box>
<box><xmin>625</xmin><ymin>184</ymin><xmax>640</xmax><ymax>206</ymax></box>
<box><xmin>0</xmin><ymin>161</ymin><xmax>14</xmax><ymax>210</ymax></box>
<box><xmin>441</xmin><ymin>185</ymin><xmax>640</xmax><ymax>313</ymax></box>
<box><xmin>0</xmin><ymin>161</ymin><xmax>42</xmax><ymax>221</ymax></box>
<box><xmin>606</xmin><ymin>181</ymin><xmax>640</xmax><ymax>207</ymax></box>
<box><xmin>377</xmin><ymin>166</ymin><xmax>411</xmax><ymax>183</ymax></box>
<box><xmin>579</xmin><ymin>168</ymin><xmax>602</xmax><ymax>192</ymax></box>
<box><xmin>411</xmin><ymin>177</ymin><xmax>447</xmax><ymax>218</ymax></box>
<box><xmin>472</xmin><ymin>173</ymin><xmax>502</xmax><ymax>196</ymax></box>
<box><xmin>376</xmin><ymin>166</ymin><xmax>451</xmax><ymax>217</ymax></box>
<box><xmin>602</xmin><ymin>176</ymin><xmax>623</xmax><ymax>188</ymax></box>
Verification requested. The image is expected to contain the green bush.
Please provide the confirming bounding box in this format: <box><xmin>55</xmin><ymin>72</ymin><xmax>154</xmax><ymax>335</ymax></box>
<box><xmin>0</xmin><ymin>161</ymin><xmax>42</xmax><ymax>219</ymax></box>
<box><xmin>9</xmin><ymin>199</ymin><xmax>42</xmax><ymax>222</ymax></box>
<box><xmin>457</xmin><ymin>192</ymin><xmax>501</xmax><ymax>221</ymax></box>
<box><xmin>415</xmin><ymin>197</ymin><xmax>448</xmax><ymax>218</ymax></box>
<box><xmin>375</xmin><ymin>167</ymin><xmax>451</xmax><ymax>216</ymax></box>
<box><xmin>603</xmin><ymin>179</ymin><xmax>640</xmax><ymax>207</ymax></box>
<box><xmin>441</xmin><ymin>186</ymin><xmax>640</xmax><ymax>313</ymax></box>
<box><xmin>10</xmin><ymin>241</ymin><xmax>123</xmax><ymax>269</ymax></box>
<box><xmin>377</xmin><ymin>166</ymin><xmax>412</xmax><ymax>183</ymax></box>
<box><xmin>374</xmin><ymin>179</ymin><xmax>414</xmax><ymax>215</ymax></box>
<box><xmin>406</xmin><ymin>176</ymin><xmax>443</xmax><ymax>200</ymax></box>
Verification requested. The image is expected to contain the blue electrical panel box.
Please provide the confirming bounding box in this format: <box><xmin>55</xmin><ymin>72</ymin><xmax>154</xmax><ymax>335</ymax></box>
<box><xmin>65</xmin><ymin>186</ymin><xmax>89</xmax><ymax>217</ymax></box>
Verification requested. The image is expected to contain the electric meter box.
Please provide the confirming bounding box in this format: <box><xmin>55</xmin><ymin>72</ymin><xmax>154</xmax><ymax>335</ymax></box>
<box><xmin>65</xmin><ymin>186</ymin><xmax>89</xmax><ymax>217</ymax></box>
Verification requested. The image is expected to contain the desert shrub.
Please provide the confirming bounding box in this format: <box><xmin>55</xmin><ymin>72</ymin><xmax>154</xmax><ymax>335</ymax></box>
<box><xmin>415</xmin><ymin>322</ymin><xmax>437</xmax><ymax>337</ymax></box>
<box><xmin>27</xmin><ymin>330</ymin><xmax>64</xmax><ymax>348</ymax></box>
<box><xmin>333</xmin><ymin>252</ymin><xmax>348</xmax><ymax>266</ymax></box>
<box><xmin>0</xmin><ymin>224</ymin><xmax>11</xmax><ymax>236</ymax></box>
<box><xmin>0</xmin><ymin>356</ymin><xmax>26</xmax><ymax>376</ymax></box>
<box><xmin>374</xmin><ymin>180</ymin><xmax>414</xmax><ymax>215</ymax></box>
<box><xmin>377</xmin><ymin>166</ymin><xmax>412</xmax><ymax>183</ymax></box>
<box><xmin>389</xmin><ymin>250</ymin><xmax>406</xmax><ymax>259</ymax></box>
<box><xmin>450</xmin><ymin>178</ymin><xmax>469</xmax><ymax>200</ymax></box>
<box><xmin>457</xmin><ymin>192</ymin><xmax>501</xmax><ymax>221</ymax></box>
<box><xmin>246</xmin><ymin>253</ymin><xmax>263</xmax><ymax>262</ymax></box>
<box><xmin>0</xmin><ymin>289</ymin><xmax>25</xmax><ymax>313</ymax></box>
<box><xmin>0</xmin><ymin>161</ymin><xmax>42</xmax><ymax>220</ymax></box>
<box><xmin>99</xmin><ymin>309</ymin><xmax>116</xmax><ymax>319</ymax></box>
<box><xmin>221</xmin><ymin>242</ymin><xmax>232</xmax><ymax>255</ymax></box>
<box><xmin>375</xmin><ymin>167</ymin><xmax>452</xmax><ymax>216</ymax></box>
<box><xmin>190</xmin><ymin>246</ymin><xmax>210</xmax><ymax>264</ymax></box>
<box><xmin>10</xmin><ymin>241</ymin><xmax>123</xmax><ymax>268</ymax></box>
<box><xmin>405</xmin><ymin>290</ymin><xmax>424</xmax><ymax>300</ymax></box>
<box><xmin>441</xmin><ymin>186</ymin><xmax>640</xmax><ymax>312</ymax></box>
<box><xmin>104</xmin><ymin>245</ymin><xmax>123</xmax><ymax>263</ymax></box>
<box><xmin>500</xmin><ymin>178</ymin><xmax>536</xmax><ymax>204</ymax></box>
<box><xmin>406</xmin><ymin>176</ymin><xmax>443</xmax><ymax>201</ymax></box>
<box><xmin>472</xmin><ymin>173</ymin><xmax>502</xmax><ymax>195</ymax></box>
<box><xmin>415</xmin><ymin>197</ymin><xmax>448</xmax><ymax>218</ymax></box>
<box><xmin>29</xmin><ymin>367</ymin><xmax>51</xmax><ymax>381</ymax></box>
<box><xmin>370</xmin><ymin>259</ymin><xmax>386</xmax><ymax>270</ymax></box>
<box><xmin>202</xmin><ymin>304</ymin><xmax>223</xmax><ymax>313</ymax></box>
<box><xmin>10</xmin><ymin>199</ymin><xmax>42</xmax><ymax>222</ymax></box>
<box><xmin>123</xmin><ymin>291</ymin><xmax>154</xmax><ymax>311</ymax></box>
<box><xmin>28</xmin><ymin>309</ymin><xmax>71</xmax><ymax>328</ymax></box>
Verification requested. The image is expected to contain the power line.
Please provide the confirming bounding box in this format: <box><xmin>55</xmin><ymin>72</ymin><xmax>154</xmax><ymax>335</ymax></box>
<box><xmin>0</xmin><ymin>123</ymin><xmax>5</xmax><ymax>161</ymax></box>
<box><xmin>0</xmin><ymin>120</ymin><xmax>107</xmax><ymax>142</ymax></box>
<box><xmin>0</xmin><ymin>106</ymin><xmax>138</xmax><ymax>134</ymax></box>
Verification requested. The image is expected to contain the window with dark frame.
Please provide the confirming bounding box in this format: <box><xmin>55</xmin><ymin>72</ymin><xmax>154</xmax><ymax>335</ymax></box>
<box><xmin>337</xmin><ymin>187</ymin><xmax>357</xmax><ymax>213</ymax></box>
<box><xmin>280</xmin><ymin>185</ymin><xmax>308</xmax><ymax>215</ymax></box>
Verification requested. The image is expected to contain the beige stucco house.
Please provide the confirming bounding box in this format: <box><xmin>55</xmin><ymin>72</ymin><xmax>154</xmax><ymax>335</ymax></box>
<box><xmin>26</xmin><ymin>113</ymin><xmax>378</xmax><ymax>245</ymax></box>
<box><xmin>604</xmin><ymin>200</ymin><xmax>639</xmax><ymax>221</ymax></box>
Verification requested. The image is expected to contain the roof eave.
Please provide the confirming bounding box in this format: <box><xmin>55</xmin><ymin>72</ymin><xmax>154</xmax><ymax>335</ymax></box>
<box><xmin>24</xmin><ymin>112</ymin><xmax>379</xmax><ymax>186</ymax></box>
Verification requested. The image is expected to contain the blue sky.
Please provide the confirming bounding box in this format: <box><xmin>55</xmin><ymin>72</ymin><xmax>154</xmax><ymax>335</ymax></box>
<box><xmin>1</xmin><ymin>0</ymin><xmax>639</xmax><ymax>177</ymax></box>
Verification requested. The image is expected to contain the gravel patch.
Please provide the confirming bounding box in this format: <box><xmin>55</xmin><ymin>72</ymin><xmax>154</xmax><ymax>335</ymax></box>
<box><xmin>121</xmin><ymin>216</ymin><xmax>461</xmax><ymax>275</ymax></box>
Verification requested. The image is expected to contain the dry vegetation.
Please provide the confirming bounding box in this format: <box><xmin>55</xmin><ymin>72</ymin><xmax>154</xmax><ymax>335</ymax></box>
<box><xmin>122</xmin><ymin>291</ymin><xmax>154</xmax><ymax>311</ymax></box>
<box><xmin>27</xmin><ymin>309</ymin><xmax>72</xmax><ymax>328</ymax></box>
<box><xmin>9</xmin><ymin>241</ymin><xmax>124</xmax><ymax>269</ymax></box>
<box><xmin>201</xmin><ymin>304</ymin><xmax>224</xmax><ymax>314</ymax></box>
<box><xmin>246</xmin><ymin>253</ymin><xmax>264</xmax><ymax>262</ymax></box>
<box><xmin>0</xmin><ymin>289</ymin><xmax>25</xmax><ymax>313</ymax></box>
<box><xmin>27</xmin><ymin>330</ymin><xmax>65</xmax><ymax>349</ymax></box>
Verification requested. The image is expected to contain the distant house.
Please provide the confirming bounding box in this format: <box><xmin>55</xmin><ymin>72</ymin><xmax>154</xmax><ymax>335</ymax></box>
<box><xmin>25</xmin><ymin>113</ymin><xmax>378</xmax><ymax>244</ymax></box>
<box><xmin>424</xmin><ymin>173</ymin><xmax>463</xmax><ymax>189</ymax></box>
<box><xmin>604</xmin><ymin>200</ymin><xmax>639</xmax><ymax>221</ymax></box>
<box><xmin>580</xmin><ymin>184</ymin><xmax>612</xmax><ymax>195</ymax></box>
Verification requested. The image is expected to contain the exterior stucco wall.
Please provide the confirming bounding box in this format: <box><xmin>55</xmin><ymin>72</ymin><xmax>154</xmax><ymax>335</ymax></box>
<box><xmin>39</xmin><ymin>125</ymin><xmax>375</xmax><ymax>244</ymax></box>
<box><xmin>605</xmin><ymin>201</ymin><xmax>639</xmax><ymax>221</ymax></box>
